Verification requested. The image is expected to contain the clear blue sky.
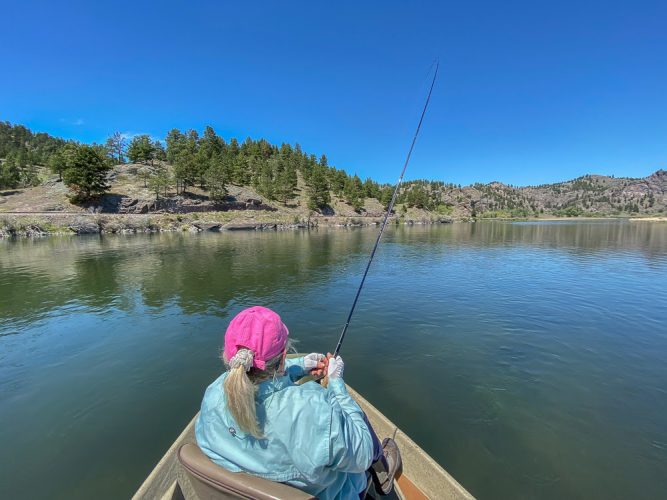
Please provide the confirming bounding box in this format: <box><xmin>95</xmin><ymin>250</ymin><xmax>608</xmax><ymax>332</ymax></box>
<box><xmin>1</xmin><ymin>0</ymin><xmax>665</xmax><ymax>186</ymax></box>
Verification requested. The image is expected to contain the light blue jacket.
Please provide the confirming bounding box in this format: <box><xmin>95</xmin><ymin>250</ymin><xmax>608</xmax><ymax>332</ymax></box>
<box><xmin>195</xmin><ymin>357</ymin><xmax>374</xmax><ymax>499</ymax></box>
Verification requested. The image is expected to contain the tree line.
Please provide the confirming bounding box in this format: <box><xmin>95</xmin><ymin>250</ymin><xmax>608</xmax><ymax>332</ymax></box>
<box><xmin>0</xmin><ymin>121</ymin><xmax>66</xmax><ymax>189</ymax></box>
<box><xmin>4</xmin><ymin>121</ymin><xmax>661</xmax><ymax>217</ymax></box>
<box><xmin>160</xmin><ymin>126</ymin><xmax>390</xmax><ymax>211</ymax></box>
<box><xmin>0</xmin><ymin>121</ymin><xmax>393</xmax><ymax>212</ymax></box>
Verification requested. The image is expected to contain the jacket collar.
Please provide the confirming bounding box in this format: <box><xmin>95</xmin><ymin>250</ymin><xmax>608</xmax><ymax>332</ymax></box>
<box><xmin>255</xmin><ymin>374</ymin><xmax>294</xmax><ymax>401</ymax></box>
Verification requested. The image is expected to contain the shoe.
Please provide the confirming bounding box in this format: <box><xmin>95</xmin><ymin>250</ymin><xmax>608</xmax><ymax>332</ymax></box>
<box><xmin>371</xmin><ymin>438</ymin><xmax>402</xmax><ymax>495</ymax></box>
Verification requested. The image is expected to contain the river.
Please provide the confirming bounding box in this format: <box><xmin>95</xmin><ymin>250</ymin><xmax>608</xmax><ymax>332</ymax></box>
<box><xmin>1</xmin><ymin>221</ymin><xmax>666</xmax><ymax>499</ymax></box>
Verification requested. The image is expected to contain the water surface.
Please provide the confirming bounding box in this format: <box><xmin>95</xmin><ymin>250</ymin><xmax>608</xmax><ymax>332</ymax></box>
<box><xmin>1</xmin><ymin>221</ymin><xmax>666</xmax><ymax>499</ymax></box>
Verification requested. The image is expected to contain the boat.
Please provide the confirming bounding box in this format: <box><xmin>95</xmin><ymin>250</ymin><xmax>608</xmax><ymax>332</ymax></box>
<box><xmin>134</xmin><ymin>378</ymin><xmax>474</xmax><ymax>499</ymax></box>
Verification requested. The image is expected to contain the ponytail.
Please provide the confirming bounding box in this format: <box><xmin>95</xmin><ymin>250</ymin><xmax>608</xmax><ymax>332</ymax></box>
<box><xmin>224</xmin><ymin>360</ymin><xmax>263</xmax><ymax>438</ymax></box>
<box><xmin>222</xmin><ymin>343</ymin><xmax>291</xmax><ymax>439</ymax></box>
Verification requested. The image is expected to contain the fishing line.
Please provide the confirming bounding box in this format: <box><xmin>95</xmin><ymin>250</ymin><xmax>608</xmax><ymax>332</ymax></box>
<box><xmin>332</xmin><ymin>61</ymin><xmax>439</xmax><ymax>357</ymax></box>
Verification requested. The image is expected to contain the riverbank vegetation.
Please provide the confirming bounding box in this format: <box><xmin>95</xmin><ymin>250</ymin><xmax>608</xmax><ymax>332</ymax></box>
<box><xmin>1</xmin><ymin>121</ymin><xmax>666</xmax><ymax>236</ymax></box>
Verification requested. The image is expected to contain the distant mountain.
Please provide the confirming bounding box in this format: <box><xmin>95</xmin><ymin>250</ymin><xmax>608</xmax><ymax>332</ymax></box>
<box><xmin>400</xmin><ymin>170</ymin><xmax>666</xmax><ymax>218</ymax></box>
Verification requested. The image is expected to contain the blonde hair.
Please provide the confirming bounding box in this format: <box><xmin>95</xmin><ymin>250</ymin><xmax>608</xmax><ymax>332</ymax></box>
<box><xmin>222</xmin><ymin>342</ymin><xmax>292</xmax><ymax>439</ymax></box>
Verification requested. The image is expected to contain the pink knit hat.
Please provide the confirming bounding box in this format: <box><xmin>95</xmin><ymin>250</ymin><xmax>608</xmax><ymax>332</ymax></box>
<box><xmin>224</xmin><ymin>306</ymin><xmax>289</xmax><ymax>370</ymax></box>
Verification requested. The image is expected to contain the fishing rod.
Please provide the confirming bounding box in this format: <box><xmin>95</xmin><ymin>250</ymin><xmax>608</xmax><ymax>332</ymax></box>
<box><xmin>332</xmin><ymin>61</ymin><xmax>439</xmax><ymax>357</ymax></box>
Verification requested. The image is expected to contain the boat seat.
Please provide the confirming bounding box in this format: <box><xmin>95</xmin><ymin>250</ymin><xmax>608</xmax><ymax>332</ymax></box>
<box><xmin>177</xmin><ymin>443</ymin><xmax>317</xmax><ymax>500</ymax></box>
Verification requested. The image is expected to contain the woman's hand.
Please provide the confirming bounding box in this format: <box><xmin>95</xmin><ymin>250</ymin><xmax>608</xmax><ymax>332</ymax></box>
<box><xmin>326</xmin><ymin>354</ymin><xmax>344</xmax><ymax>379</ymax></box>
<box><xmin>304</xmin><ymin>353</ymin><xmax>327</xmax><ymax>377</ymax></box>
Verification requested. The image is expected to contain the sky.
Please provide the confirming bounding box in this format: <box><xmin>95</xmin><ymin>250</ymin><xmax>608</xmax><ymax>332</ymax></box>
<box><xmin>1</xmin><ymin>0</ymin><xmax>666</xmax><ymax>186</ymax></box>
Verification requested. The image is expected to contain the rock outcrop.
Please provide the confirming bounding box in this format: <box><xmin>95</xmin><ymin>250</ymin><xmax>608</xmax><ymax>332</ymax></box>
<box><xmin>192</xmin><ymin>222</ymin><xmax>222</xmax><ymax>231</ymax></box>
<box><xmin>118</xmin><ymin>197</ymin><xmax>155</xmax><ymax>214</ymax></box>
<box><xmin>68</xmin><ymin>218</ymin><xmax>100</xmax><ymax>234</ymax></box>
<box><xmin>223</xmin><ymin>223</ymin><xmax>277</xmax><ymax>231</ymax></box>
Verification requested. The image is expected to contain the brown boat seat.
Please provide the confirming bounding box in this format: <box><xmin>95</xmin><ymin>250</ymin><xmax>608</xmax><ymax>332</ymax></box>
<box><xmin>177</xmin><ymin>443</ymin><xmax>317</xmax><ymax>500</ymax></box>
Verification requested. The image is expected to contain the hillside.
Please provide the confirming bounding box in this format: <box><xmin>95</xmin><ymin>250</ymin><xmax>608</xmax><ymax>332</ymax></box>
<box><xmin>1</xmin><ymin>163</ymin><xmax>665</xmax><ymax>223</ymax></box>
<box><xmin>0</xmin><ymin>162</ymin><xmax>394</xmax><ymax>217</ymax></box>
<box><xmin>1</xmin><ymin>121</ymin><xmax>666</xmax><ymax>236</ymax></box>
<box><xmin>399</xmin><ymin>170</ymin><xmax>667</xmax><ymax>218</ymax></box>
<box><xmin>0</xmin><ymin>162</ymin><xmax>428</xmax><ymax>236</ymax></box>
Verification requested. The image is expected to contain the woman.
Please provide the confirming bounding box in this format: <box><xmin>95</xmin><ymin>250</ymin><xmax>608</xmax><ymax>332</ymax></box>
<box><xmin>195</xmin><ymin>306</ymin><xmax>400</xmax><ymax>499</ymax></box>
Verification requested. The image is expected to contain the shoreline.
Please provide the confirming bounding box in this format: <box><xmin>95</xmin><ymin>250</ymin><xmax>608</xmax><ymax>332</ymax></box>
<box><xmin>0</xmin><ymin>211</ymin><xmax>422</xmax><ymax>238</ymax></box>
<box><xmin>478</xmin><ymin>215</ymin><xmax>666</xmax><ymax>222</ymax></box>
<box><xmin>1</xmin><ymin>211</ymin><xmax>665</xmax><ymax>238</ymax></box>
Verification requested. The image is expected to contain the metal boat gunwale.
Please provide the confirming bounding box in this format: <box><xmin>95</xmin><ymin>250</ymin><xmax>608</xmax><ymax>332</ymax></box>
<box><xmin>133</xmin><ymin>380</ymin><xmax>474</xmax><ymax>499</ymax></box>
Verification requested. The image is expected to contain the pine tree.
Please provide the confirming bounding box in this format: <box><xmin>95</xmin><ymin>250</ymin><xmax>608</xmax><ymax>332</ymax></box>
<box><xmin>274</xmin><ymin>158</ymin><xmax>297</xmax><ymax>205</ymax></box>
<box><xmin>379</xmin><ymin>186</ymin><xmax>393</xmax><ymax>209</ymax></box>
<box><xmin>166</xmin><ymin>129</ymin><xmax>186</xmax><ymax>164</ymax></box>
<box><xmin>201</xmin><ymin>126</ymin><xmax>225</xmax><ymax>158</ymax></box>
<box><xmin>148</xmin><ymin>167</ymin><xmax>173</xmax><ymax>199</ymax></box>
<box><xmin>205</xmin><ymin>157</ymin><xmax>228</xmax><ymax>204</ymax></box>
<box><xmin>328</xmin><ymin>169</ymin><xmax>347</xmax><ymax>196</ymax></box>
<box><xmin>233</xmin><ymin>155</ymin><xmax>247</xmax><ymax>184</ymax></box>
<box><xmin>406</xmin><ymin>185</ymin><xmax>431</xmax><ymax>209</ymax></box>
<box><xmin>194</xmin><ymin>148</ymin><xmax>210</xmax><ymax>188</ymax></box>
<box><xmin>279</xmin><ymin>143</ymin><xmax>293</xmax><ymax>158</ymax></box>
<box><xmin>62</xmin><ymin>145</ymin><xmax>111</xmax><ymax>201</ymax></box>
<box><xmin>152</xmin><ymin>141</ymin><xmax>166</xmax><ymax>162</ymax></box>
<box><xmin>126</xmin><ymin>135</ymin><xmax>155</xmax><ymax>164</ymax></box>
<box><xmin>254</xmin><ymin>157</ymin><xmax>276</xmax><ymax>200</ymax></box>
<box><xmin>258</xmin><ymin>139</ymin><xmax>273</xmax><ymax>159</ymax></box>
<box><xmin>197</xmin><ymin>126</ymin><xmax>225</xmax><ymax>187</ymax></box>
<box><xmin>307</xmin><ymin>166</ymin><xmax>331</xmax><ymax>211</ymax></box>
<box><xmin>227</xmin><ymin>138</ymin><xmax>247</xmax><ymax>184</ymax></box>
<box><xmin>105</xmin><ymin>132</ymin><xmax>126</xmax><ymax>163</ymax></box>
<box><xmin>227</xmin><ymin>137</ymin><xmax>240</xmax><ymax>157</ymax></box>
<box><xmin>139</xmin><ymin>165</ymin><xmax>152</xmax><ymax>188</ymax></box>
<box><xmin>169</xmin><ymin>130</ymin><xmax>199</xmax><ymax>194</ymax></box>
<box><xmin>363</xmin><ymin>178</ymin><xmax>379</xmax><ymax>199</ymax></box>
<box><xmin>48</xmin><ymin>143</ymin><xmax>78</xmax><ymax>182</ymax></box>
<box><xmin>0</xmin><ymin>154</ymin><xmax>21</xmax><ymax>189</ymax></box>
<box><xmin>344</xmin><ymin>175</ymin><xmax>365</xmax><ymax>212</ymax></box>
<box><xmin>300</xmin><ymin>154</ymin><xmax>317</xmax><ymax>184</ymax></box>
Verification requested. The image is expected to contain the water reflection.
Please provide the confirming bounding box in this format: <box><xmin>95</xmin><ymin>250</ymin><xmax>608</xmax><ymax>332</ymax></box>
<box><xmin>0</xmin><ymin>231</ymin><xmax>372</xmax><ymax>323</ymax></box>
<box><xmin>391</xmin><ymin>220</ymin><xmax>667</xmax><ymax>258</ymax></box>
<box><xmin>2</xmin><ymin>222</ymin><xmax>665</xmax><ymax>326</ymax></box>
